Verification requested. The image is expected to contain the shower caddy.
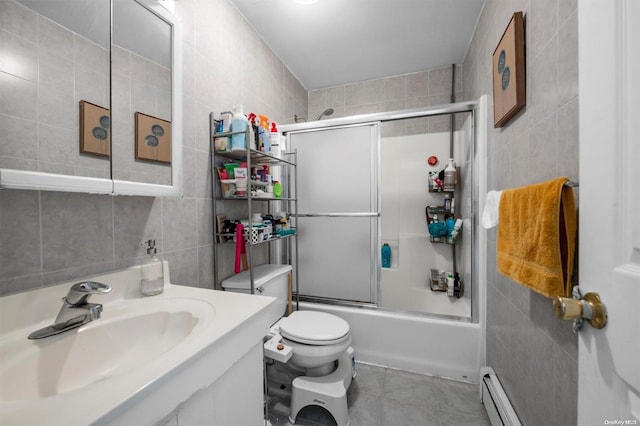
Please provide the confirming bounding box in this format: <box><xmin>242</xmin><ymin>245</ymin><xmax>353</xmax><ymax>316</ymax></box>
<box><xmin>426</xmin><ymin>167</ymin><xmax>463</xmax><ymax>298</ymax></box>
<box><xmin>209</xmin><ymin>113</ymin><xmax>298</xmax><ymax>299</ymax></box>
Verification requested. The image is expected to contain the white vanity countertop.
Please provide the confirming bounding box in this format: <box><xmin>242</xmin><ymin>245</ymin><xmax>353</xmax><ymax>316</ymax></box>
<box><xmin>0</xmin><ymin>263</ymin><xmax>275</xmax><ymax>425</ymax></box>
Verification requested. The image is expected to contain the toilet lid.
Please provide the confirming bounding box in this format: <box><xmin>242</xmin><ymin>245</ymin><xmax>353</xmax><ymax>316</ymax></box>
<box><xmin>279</xmin><ymin>311</ymin><xmax>350</xmax><ymax>346</ymax></box>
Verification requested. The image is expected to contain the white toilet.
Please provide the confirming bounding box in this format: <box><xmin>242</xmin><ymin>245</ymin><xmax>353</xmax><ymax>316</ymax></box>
<box><xmin>221</xmin><ymin>264</ymin><xmax>355</xmax><ymax>426</ymax></box>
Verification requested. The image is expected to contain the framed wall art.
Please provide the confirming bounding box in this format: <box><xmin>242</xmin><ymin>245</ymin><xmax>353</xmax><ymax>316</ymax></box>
<box><xmin>79</xmin><ymin>100</ymin><xmax>111</xmax><ymax>158</ymax></box>
<box><xmin>135</xmin><ymin>112</ymin><xmax>172</xmax><ymax>164</ymax></box>
<box><xmin>492</xmin><ymin>11</ymin><xmax>526</xmax><ymax>128</ymax></box>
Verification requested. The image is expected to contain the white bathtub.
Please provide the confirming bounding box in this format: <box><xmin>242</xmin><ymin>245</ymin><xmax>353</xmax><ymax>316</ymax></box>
<box><xmin>300</xmin><ymin>301</ymin><xmax>483</xmax><ymax>383</ymax></box>
<box><xmin>298</xmin><ymin>96</ymin><xmax>489</xmax><ymax>385</ymax></box>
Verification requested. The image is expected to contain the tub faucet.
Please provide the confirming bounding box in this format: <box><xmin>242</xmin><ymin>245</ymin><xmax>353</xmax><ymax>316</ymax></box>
<box><xmin>28</xmin><ymin>281</ymin><xmax>112</xmax><ymax>340</ymax></box>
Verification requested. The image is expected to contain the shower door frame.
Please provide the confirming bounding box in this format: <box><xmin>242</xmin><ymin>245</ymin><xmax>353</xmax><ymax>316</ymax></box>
<box><xmin>281</xmin><ymin>100</ymin><xmax>481</xmax><ymax>323</ymax></box>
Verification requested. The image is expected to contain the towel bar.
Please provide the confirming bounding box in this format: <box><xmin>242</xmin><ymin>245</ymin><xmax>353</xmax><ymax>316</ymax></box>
<box><xmin>564</xmin><ymin>181</ymin><xmax>579</xmax><ymax>187</ymax></box>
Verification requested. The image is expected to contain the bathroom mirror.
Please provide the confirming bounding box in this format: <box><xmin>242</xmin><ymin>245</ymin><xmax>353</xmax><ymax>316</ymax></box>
<box><xmin>0</xmin><ymin>0</ymin><xmax>182</xmax><ymax>196</ymax></box>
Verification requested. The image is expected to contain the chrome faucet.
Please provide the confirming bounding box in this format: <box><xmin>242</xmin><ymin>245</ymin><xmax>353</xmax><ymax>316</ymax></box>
<box><xmin>28</xmin><ymin>281</ymin><xmax>112</xmax><ymax>340</ymax></box>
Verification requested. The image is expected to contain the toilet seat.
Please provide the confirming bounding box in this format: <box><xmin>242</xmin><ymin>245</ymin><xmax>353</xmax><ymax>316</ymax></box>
<box><xmin>279</xmin><ymin>311</ymin><xmax>350</xmax><ymax>346</ymax></box>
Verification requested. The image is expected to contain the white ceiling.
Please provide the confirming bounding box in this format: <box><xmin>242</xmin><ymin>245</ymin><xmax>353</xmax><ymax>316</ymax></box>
<box><xmin>231</xmin><ymin>0</ymin><xmax>486</xmax><ymax>90</ymax></box>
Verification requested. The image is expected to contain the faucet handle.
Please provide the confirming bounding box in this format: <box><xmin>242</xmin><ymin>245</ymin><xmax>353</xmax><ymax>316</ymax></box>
<box><xmin>66</xmin><ymin>281</ymin><xmax>111</xmax><ymax>305</ymax></box>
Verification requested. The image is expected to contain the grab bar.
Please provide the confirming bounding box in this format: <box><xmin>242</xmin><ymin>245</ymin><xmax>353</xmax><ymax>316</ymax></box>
<box><xmin>294</xmin><ymin>212</ymin><xmax>380</xmax><ymax>218</ymax></box>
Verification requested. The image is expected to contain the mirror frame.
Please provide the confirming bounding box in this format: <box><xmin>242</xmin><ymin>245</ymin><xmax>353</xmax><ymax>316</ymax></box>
<box><xmin>0</xmin><ymin>0</ymin><xmax>182</xmax><ymax>197</ymax></box>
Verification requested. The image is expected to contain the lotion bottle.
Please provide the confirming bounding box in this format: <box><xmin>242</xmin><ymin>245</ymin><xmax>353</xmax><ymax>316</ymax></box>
<box><xmin>141</xmin><ymin>239</ymin><xmax>164</xmax><ymax>296</ymax></box>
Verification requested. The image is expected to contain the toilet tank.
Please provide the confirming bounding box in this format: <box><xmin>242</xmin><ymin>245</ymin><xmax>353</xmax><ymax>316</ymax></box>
<box><xmin>221</xmin><ymin>264</ymin><xmax>292</xmax><ymax>325</ymax></box>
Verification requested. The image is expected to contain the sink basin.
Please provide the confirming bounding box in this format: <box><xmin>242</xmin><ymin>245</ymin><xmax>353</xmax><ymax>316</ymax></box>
<box><xmin>0</xmin><ymin>298</ymin><xmax>214</xmax><ymax>401</ymax></box>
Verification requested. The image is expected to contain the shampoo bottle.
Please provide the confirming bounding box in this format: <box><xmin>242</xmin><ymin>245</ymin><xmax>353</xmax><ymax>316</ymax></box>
<box><xmin>141</xmin><ymin>239</ymin><xmax>163</xmax><ymax>296</ymax></box>
<box><xmin>230</xmin><ymin>105</ymin><xmax>249</xmax><ymax>151</ymax></box>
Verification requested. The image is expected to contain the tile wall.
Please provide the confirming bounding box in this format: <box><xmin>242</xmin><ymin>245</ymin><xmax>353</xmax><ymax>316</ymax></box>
<box><xmin>307</xmin><ymin>65</ymin><xmax>464</xmax><ymax>137</ymax></box>
<box><xmin>0</xmin><ymin>0</ymin><xmax>308</xmax><ymax>295</ymax></box>
<box><xmin>463</xmin><ymin>0</ymin><xmax>579</xmax><ymax>424</ymax></box>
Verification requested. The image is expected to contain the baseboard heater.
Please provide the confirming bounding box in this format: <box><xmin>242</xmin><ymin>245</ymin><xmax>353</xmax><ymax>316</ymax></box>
<box><xmin>480</xmin><ymin>367</ymin><xmax>522</xmax><ymax>426</ymax></box>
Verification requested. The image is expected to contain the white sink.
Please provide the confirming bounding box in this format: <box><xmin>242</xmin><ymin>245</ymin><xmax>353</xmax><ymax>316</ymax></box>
<box><xmin>0</xmin><ymin>298</ymin><xmax>213</xmax><ymax>401</ymax></box>
<box><xmin>0</xmin><ymin>263</ymin><xmax>275</xmax><ymax>425</ymax></box>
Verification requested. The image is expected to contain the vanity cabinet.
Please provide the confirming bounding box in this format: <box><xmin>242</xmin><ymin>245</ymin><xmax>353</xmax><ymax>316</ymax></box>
<box><xmin>209</xmin><ymin>114</ymin><xmax>298</xmax><ymax>297</ymax></box>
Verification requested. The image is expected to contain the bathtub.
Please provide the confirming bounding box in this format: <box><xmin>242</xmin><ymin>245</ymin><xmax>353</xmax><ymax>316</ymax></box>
<box><xmin>297</xmin><ymin>96</ymin><xmax>488</xmax><ymax>385</ymax></box>
<box><xmin>299</xmin><ymin>301</ymin><xmax>483</xmax><ymax>383</ymax></box>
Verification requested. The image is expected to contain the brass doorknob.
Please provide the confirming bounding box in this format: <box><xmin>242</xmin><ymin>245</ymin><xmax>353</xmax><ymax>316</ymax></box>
<box><xmin>553</xmin><ymin>292</ymin><xmax>607</xmax><ymax>329</ymax></box>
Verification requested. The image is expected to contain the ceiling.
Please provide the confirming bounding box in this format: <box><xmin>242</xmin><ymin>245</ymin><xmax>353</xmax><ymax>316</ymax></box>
<box><xmin>231</xmin><ymin>0</ymin><xmax>486</xmax><ymax>90</ymax></box>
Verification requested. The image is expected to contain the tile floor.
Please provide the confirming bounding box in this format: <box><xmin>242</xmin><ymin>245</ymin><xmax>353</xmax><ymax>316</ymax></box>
<box><xmin>267</xmin><ymin>362</ymin><xmax>491</xmax><ymax>426</ymax></box>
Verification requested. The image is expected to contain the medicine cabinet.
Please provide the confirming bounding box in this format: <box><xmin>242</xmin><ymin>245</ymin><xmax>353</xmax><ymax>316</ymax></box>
<box><xmin>0</xmin><ymin>0</ymin><xmax>182</xmax><ymax>197</ymax></box>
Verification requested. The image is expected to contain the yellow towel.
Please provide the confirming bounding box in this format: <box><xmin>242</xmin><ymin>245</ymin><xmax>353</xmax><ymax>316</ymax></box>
<box><xmin>497</xmin><ymin>177</ymin><xmax>577</xmax><ymax>298</ymax></box>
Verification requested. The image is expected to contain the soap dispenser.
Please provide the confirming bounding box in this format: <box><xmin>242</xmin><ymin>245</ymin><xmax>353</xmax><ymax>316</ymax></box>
<box><xmin>141</xmin><ymin>239</ymin><xmax>164</xmax><ymax>296</ymax></box>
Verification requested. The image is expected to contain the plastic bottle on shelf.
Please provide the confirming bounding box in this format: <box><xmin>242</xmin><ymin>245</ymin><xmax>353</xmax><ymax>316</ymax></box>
<box><xmin>447</xmin><ymin>273</ymin><xmax>455</xmax><ymax>296</ymax></box>
<box><xmin>235</xmin><ymin>162</ymin><xmax>248</xmax><ymax>196</ymax></box>
<box><xmin>273</xmin><ymin>181</ymin><xmax>282</xmax><ymax>198</ymax></box>
<box><xmin>443</xmin><ymin>158</ymin><xmax>457</xmax><ymax>192</ymax></box>
<box><xmin>381</xmin><ymin>243</ymin><xmax>391</xmax><ymax>268</ymax></box>
<box><xmin>258</xmin><ymin>114</ymin><xmax>271</xmax><ymax>153</ymax></box>
<box><xmin>247</xmin><ymin>112</ymin><xmax>258</xmax><ymax>150</ymax></box>
<box><xmin>443</xmin><ymin>194</ymin><xmax>451</xmax><ymax>213</ymax></box>
<box><xmin>230</xmin><ymin>105</ymin><xmax>249</xmax><ymax>151</ymax></box>
<box><xmin>270</xmin><ymin>122</ymin><xmax>281</xmax><ymax>158</ymax></box>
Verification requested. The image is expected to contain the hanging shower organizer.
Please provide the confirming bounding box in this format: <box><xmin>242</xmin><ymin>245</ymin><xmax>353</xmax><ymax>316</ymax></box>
<box><xmin>426</xmin><ymin>183</ymin><xmax>464</xmax><ymax>298</ymax></box>
<box><xmin>209</xmin><ymin>113</ymin><xmax>298</xmax><ymax>297</ymax></box>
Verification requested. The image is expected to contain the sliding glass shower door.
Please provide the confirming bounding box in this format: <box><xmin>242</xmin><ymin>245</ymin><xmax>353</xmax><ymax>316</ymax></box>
<box><xmin>288</xmin><ymin>123</ymin><xmax>380</xmax><ymax>304</ymax></box>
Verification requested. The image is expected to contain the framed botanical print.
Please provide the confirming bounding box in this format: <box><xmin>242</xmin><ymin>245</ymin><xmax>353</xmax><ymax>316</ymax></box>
<box><xmin>79</xmin><ymin>100</ymin><xmax>110</xmax><ymax>158</ymax></box>
<box><xmin>135</xmin><ymin>112</ymin><xmax>172</xmax><ymax>164</ymax></box>
<box><xmin>492</xmin><ymin>12</ymin><xmax>526</xmax><ymax>128</ymax></box>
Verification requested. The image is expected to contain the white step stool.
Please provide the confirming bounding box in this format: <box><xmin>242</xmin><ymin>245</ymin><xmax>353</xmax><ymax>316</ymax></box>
<box><xmin>289</xmin><ymin>347</ymin><xmax>354</xmax><ymax>426</ymax></box>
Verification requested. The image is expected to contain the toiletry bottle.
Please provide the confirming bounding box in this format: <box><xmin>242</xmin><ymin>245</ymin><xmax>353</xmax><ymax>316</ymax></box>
<box><xmin>443</xmin><ymin>194</ymin><xmax>451</xmax><ymax>213</ymax></box>
<box><xmin>270</xmin><ymin>122</ymin><xmax>280</xmax><ymax>157</ymax></box>
<box><xmin>247</xmin><ymin>112</ymin><xmax>259</xmax><ymax>151</ymax></box>
<box><xmin>453</xmin><ymin>273</ymin><xmax>462</xmax><ymax>298</ymax></box>
<box><xmin>235</xmin><ymin>162</ymin><xmax>248</xmax><ymax>196</ymax></box>
<box><xmin>447</xmin><ymin>273</ymin><xmax>455</xmax><ymax>296</ymax></box>
<box><xmin>443</xmin><ymin>158</ymin><xmax>457</xmax><ymax>192</ymax></box>
<box><xmin>273</xmin><ymin>181</ymin><xmax>282</xmax><ymax>198</ymax></box>
<box><xmin>448</xmin><ymin>218</ymin><xmax>463</xmax><ymax>244</ymax></box>
<box><xmin>141</xmin><ymin>240</ymin><xmax>163</xmax><ymax>296</ymax></box>
<box><xmin>381</xmin><ymin>243</ymin><xmax>391</xmax><ymax>268</ymax></box>
<box><xmin>258</xmin><ymin>114</ymin><xmax>271</xmax><ymax>153</ymax></box>
<box><xmin>230</xmin><ymin>105</ymin><xmax>249</xmax><ymax>150</ymax></box>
